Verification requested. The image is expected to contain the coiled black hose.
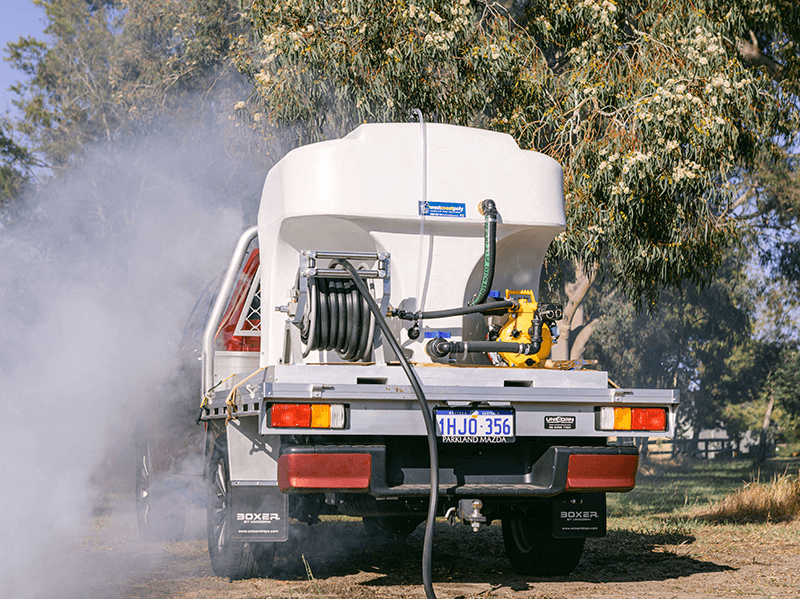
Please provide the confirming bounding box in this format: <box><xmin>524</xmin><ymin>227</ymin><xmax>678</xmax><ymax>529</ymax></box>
<box><xmin>333</xmin><ymin>259</ymin><xmax>440</xmax><ymax>599</ymax></box>
<box><xmin>301</xmin><ymin>277</ymin><xmax>374</xmax><ymax>361</ymax></box>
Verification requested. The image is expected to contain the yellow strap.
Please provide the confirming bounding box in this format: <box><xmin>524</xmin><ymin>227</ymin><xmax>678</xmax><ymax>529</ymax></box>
<box><xmin>200</xmin><ymin>372</ymin><xmax>237</xmax><ymax>410</ymax></box>
<box><xmin>225</xmin><ymin>367</ymin><xmax>267</xmax><ymax>424</ymax></box>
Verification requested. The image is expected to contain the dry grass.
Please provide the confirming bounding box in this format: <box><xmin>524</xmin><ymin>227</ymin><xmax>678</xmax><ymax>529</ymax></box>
<box><xmin>698</xmin><ymin>470</ymin><xmax>800</xmax><ymax>523</ymax></box>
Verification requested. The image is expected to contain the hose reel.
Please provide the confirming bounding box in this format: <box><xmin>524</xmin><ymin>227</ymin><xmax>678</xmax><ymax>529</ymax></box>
<box><xmin>290</xmin><ymin>251</ymin><xmax>391</xmax><ymax>362</ymax></box>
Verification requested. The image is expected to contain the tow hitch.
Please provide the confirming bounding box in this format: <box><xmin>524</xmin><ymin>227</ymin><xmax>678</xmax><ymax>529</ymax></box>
<box><xmin>446</xmin><ymin>499</ymin><xmax>487</xmax><ymax>532</ymax></box>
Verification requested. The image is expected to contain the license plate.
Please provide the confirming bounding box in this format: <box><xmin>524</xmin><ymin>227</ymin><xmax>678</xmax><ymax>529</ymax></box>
<box><xmin>434</xmin><ymin>408</ymin><xmax>515</xmax><ymax>443</ymax></box>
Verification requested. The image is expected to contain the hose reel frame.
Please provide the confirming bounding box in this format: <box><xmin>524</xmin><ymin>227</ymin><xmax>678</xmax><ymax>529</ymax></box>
<box><xmin>292</xmin><ymin>250</ymin><xmax>391</xmax><ymax>363</ymax></box>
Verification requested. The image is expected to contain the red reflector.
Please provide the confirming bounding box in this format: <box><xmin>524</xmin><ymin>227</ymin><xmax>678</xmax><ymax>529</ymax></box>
<box><xmin>566</xmin><ymin>454</ymin><xmax>639</xmax><ymax>491</ymax></box>
<box><xmin>271</xmin><ymin>404</ymin><xmax>311</xmax><ymax>428</ymax></box>
<box><xmin>278</xmin><ymin>453</ymin><xmax>372</xmax><ymax>491</ymax></box>
<box><xmin>631</xmin><ymin>408</ymin><xmax>667</xmax><ymax>431</ymax></box>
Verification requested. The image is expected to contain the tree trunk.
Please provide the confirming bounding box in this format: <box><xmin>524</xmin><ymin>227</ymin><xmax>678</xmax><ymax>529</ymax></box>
<box><xmin>636</xmin><ymin>436</ymin><xmax>650</xmax><ymax>464</ymax></box>
<box><xmin>756</xmin><ymin>393</ymin><xmax>775</xmax><ymax>464</ymax></box>
<box><xmin>570</xmin><ymin>318</ymin><xmax>599</xmax><ymax>361</ymax></box>
<box><xmin>551</xmin><ymin>262</ymin><xmax>596</xmax><ymax>361</ymax></box>
<box><xmin>691</xmin><ymin>427</ymin><xmax>700</xmax><ymax>458</ymax></box>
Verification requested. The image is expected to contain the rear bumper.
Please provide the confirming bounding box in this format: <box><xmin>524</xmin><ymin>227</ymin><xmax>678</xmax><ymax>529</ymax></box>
<box><xmin>278</xmin><ymin>444</ymin><xmax>638</xmax><ymax>497</ymax></box>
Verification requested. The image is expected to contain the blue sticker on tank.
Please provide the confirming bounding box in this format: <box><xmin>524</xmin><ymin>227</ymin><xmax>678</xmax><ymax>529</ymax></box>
<box><xmin>419</xmin><ymin>201</ymin><xmax>466</xmax><ymax>217</ymax></box>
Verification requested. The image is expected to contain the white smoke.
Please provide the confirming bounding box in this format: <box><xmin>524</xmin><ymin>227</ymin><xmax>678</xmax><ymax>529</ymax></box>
<box><xmin>0</xmin><ymin>132</ymin><xmax>262</xmax><ymax>598</ymax></box>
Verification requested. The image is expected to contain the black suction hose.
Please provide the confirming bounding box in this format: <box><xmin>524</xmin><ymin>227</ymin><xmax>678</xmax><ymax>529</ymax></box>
<box><xmin>469</xmin><ymin>199</ymin><xmax>498</xmax><ymax>306</ymax></box>
<box><xmin>333</xmin><ymin>259</ymin><xmax>439</xmax><ymax>599</ymax></box>
<box><xmin>425</xmin><ymin>337</ymin><xmax>542</xmax><ymax>358</ymax></box>
<box><xmin>394</xmin><ymin>299</ymin><xmax>515</xmax><ymax>322</ymax></box>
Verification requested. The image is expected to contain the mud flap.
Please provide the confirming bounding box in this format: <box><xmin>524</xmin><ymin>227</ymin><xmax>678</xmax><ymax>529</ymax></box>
<box><xmin>229</xmin><ymin>482</ymin><xmax>289</xmax><ymax>542</ymax></box>
<box><xmin>552</xmin><ymin>492</ymin><xmax>606</xmax><ymax>538</ymax></box>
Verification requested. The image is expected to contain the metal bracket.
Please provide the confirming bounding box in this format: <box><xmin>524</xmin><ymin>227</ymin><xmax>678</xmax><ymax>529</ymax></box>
<box><xmin>310</xmin><ymin>383</ymin><xmax>334</xmax><ymax>398</ymax></box>
<box><xmin>612</xmin><ymin>389</ymin><xmax>634</xmax><ymax>402</ymax></box>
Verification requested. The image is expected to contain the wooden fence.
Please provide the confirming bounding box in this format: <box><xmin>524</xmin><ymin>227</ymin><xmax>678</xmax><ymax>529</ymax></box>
<box><xmin>644</xmin><ymin>437</ymin><xmax>740</xmax><ymax>459</ymax></box>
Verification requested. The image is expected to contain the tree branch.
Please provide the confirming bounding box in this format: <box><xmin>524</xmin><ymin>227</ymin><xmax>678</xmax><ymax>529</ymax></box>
<box><xmin>736</xmin><ymin>30</ymin><xmax>782</xmax><ymax>79</ymax></box>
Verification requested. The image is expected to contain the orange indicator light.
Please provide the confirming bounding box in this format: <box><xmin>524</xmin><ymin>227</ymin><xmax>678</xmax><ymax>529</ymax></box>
<box><xmin>311</xmin><ymin>404</ymin><xmax>331</xmax><ymax>428</ymax></box>
<box><xmin>614</xmin><ymin>407</ymin><xmax>632</xmax><ymax>430</ymax></box>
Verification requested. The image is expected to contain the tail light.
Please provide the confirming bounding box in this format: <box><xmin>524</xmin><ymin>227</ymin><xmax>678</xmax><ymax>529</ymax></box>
<box><xmin>599</xmin><ymin>407</ymin><xmax>667</xmax><ymax>431</ymax></box>
<box><xmin>268</xmin><ymin>403</ymin><xmax>346</xmax><ymax>429</ymax></box>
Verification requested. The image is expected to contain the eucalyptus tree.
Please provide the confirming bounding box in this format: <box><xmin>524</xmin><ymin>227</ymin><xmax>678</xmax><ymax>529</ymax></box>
<box><xmin>233</xmin><ymin>0</ymin><xmax>798</xmax><ymax>329</ymax></box>
<box><xmin>0</xmin><ymin>122</ymin><xmax>33</xmax><ymax>207</ymax></box>
<box><xmin>7</xmin><ymin>0</ymin><xmax>799</xmax><ymax>347</ymax></box>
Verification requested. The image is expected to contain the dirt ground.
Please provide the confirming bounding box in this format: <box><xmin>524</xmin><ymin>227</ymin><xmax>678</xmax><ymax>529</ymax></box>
<box><xmin>57</xmin><ymin>491</ymin><xmax>800</xmax><ymax>599</ymax></box>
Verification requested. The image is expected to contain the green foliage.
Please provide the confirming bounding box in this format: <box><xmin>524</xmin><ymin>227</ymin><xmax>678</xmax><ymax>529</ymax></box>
<box><xmin>587</xmin><ymin>251</ymin><xmax>754</xmax><ymax>433</ymax></box>
<box><xmin>0</xmin><ymin>121</ymin><xmax>33</xmax><ymax>207</ymax></box>
<box><xmin>712</xmin><ymin>0</ymin><xmax>800</xmax><ymax>97</ymax></box>
<box><xmin>761</xmin><ymin>347</ymin><xmax>800</xmax><ymax>418</ymax></box>
<box><xmin>6</xmin><ymin>0</ymin><xmax>798</xmax><ymax>310</ymax></box>
<box><xmin>712</xmin><ymin>335</ymin><xmax>800</xmax><ymax>442</ymax></box>
<box><xmin>529</xmin><ymin>1</ymin><xmax>786</xmax><ymax>308</ymax></box>
<box><xmin>720</xmin><ymin>399</ymin><xmax>784</xmax><ymax>442</ymax></box>
<box><xmin>234</xmin><ymin>0</ymin><xmax>798</xmax><ymax>308</ymax></box>
<box><xmin>232</xmin><ymin>0</ymin><xmax>514</xmax><ymax>146</ymax></box>
<box><xmin>4</xmin><ymin>0</ymin><xmax>249</xmax><ymax>170</ymax></box>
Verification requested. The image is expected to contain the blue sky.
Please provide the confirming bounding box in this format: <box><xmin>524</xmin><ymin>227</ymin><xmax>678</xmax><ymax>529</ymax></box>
<box><xmin>1</xmin><ymin>0</ymin><xmax>46</xmax><ymax>117</ymax></box>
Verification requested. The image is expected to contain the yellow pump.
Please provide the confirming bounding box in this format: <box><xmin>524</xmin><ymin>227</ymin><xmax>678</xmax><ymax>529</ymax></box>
<box><xmin>496</xmin><ymin>290</ymin><xmax>553</xmax><ymax>367</ymax></box>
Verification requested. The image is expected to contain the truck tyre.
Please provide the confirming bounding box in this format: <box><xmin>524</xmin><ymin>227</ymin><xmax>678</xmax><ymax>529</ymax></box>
<box><xmin>135</xmin><ymin>424</ymin><xmax>186</xmax><ymax>542</ymax></box>
<box><xmin>362</xmin><ymin>516</ymin><xmax>424</xmax><ymax>540</ymax></box>
<box><xmin>502</xmin><ymin>505</ymin><xmax>585</xmax><ymax>576</ymax></box>
<box><xmin>207</xmin><ymin>434</ymin><xmax>275</xmax><ymax>579</ymax></box>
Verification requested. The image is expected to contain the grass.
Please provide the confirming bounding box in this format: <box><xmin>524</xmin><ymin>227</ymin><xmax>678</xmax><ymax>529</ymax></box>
<box><xmin>605</xmin><ymin>454</ymin><xmax>800</xmax><ymax>558</ymax></box>
<box><xmin>697</xmin><ymin>470</ymin><xmax>800</xmax><ymax>523</ymax></box>
<box><xmin>302</xmin><ymin>554</ymin><xmax>324</xmax><ymax>598</ymax></box>
<box><xmin>608</xmin><ymin>455</ymin><xmax>800</xmax><ymax>521</ymax></box>
<box><xmin>608</xmin><ymin>458</ymin><xmax>754</xmax><ymax>517</ymax></box>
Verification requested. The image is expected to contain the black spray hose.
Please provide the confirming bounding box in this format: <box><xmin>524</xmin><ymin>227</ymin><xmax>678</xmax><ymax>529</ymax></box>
<box><xmin>333</xmin><ymin>259</ymin><xmax>439</xmax><ymax>599</ymax></box>
<box><xmin>394</xmin><ymin>299</ymin><xmax>516</xmax><ymax>322</ymax></box>
<box><xmin>469</xmin><ymin>199</ymin><xmax>498</xmax><ymax>306</ymax></box>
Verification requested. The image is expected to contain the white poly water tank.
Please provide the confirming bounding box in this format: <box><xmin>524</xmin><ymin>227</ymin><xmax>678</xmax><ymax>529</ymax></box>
<box><xmin>258</xmin><ymin>123</ymin><xmax>566</xmax><ymax>365</ymax></box>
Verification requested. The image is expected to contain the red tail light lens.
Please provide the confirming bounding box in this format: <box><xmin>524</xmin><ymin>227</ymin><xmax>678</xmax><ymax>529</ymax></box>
<box><xmin>271</xmin><ymin>403</ymin><xmax>311</xmax><ymax>428</ymax></box>
<box><xmin>632</xmin><ymin>407</ymin><xmax>667</xmax><ymax>431</ymax></box>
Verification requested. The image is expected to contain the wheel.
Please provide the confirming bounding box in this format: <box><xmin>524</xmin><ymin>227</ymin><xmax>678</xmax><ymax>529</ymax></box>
<box><xmin>363</xmin><ymin>515</ymin><xmax>424</xmax><ymax>540</ymax></box>
<box><xmin>135</xmin><ymin>425</ymin><xmax>186</xmax><ymax>542</ymax></box>
<box><xmin>206</xmin><ymin>434</ymin><xmax>275</xmax><ymax>579</ymax></box>
<box><xmin>501</xmin><ymin>505</ymin><xmax>585</xmax><ymax>576</ymax></box>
